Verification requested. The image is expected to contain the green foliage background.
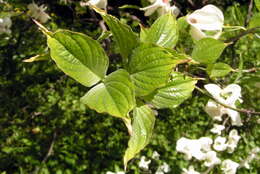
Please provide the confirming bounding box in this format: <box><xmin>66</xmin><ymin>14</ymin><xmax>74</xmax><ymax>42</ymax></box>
<box><xmin>0</xmin><ymin>0</ymin><xmax>259</xmax><ymax>173</ymax></box>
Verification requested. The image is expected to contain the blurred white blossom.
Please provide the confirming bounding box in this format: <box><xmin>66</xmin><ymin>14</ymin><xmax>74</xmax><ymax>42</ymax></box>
<box><xmin>176</xmin><ymin>137</ymin><xmax>207</xmax><ymax>160</ymax></box>
<box><xmin>0</xmin><ymin>17</ymin><xmax>12</xmax><ymax>34</ymax></box>
<box><xmin>213</xmin><ymin>136</ymin><xmax>227</xmax><ymax>151</ymax></box>
<box><xmin>226</xmin><ymin>129</ymin><xmax>240</xmax><ymax>153</ymax></box>
<box><xmin>182</xmin><ymin>166</ymin><xmax>200</xmax><ymax>174</ymax></box>
<box><xmin>204</xmin><ymin>84</ymin><xmax>243</xmax><ymax>126</ymax></box>
<box><xmin>152</xmin><ymin>151</ymin><xmax>160</xmax><ymax>160</ymax></box>
<box><xmin>198</xmin><ymin>137</ymin><xmax>213</xmax><ymax>152</ymax></box>
<box><xmin>138</xmin><ymin>156</ymin><xmax>151</xmax><ymax>170</ymax></box>
<box><xmin>28</xmin><ymin>2</ymin><xmax>50</xmax><ymax>23</ymax></box>
<box><xmin>203</xmin><ymin>151</ymin><xmax>221</xmax><ymax>167</ymax></box>
<box><xmin>186</xmin><ymin>4</ymin><xmax>224</xmax><ymax>40</ymax></box>
<box><xmin>106</xmin><ymin>171</ymin><xmax>125</xmax><ymax>174</ymax></box>
<box><xmin>221</xmin><ymin>159</ymin><xmax>239</xmax><ymax>174</ymax></box>
<box><xmin>140</xmin><ymin>0</ymin><xmax>180</xmax><ymax>17</ymax></box>
<box><xmin>80</xmin><ymin>0</ymin><xmax>107</xmax><ymax>9</ymax></box>
<box><xmin>210</xmin><ymin>124</ymin><xmax>225</xmax><ymax>135</ymax></box>
<box><xmin>155</xmin><ymin>162</ymin><xmax>171</xmax><ymax>174</ymax></box>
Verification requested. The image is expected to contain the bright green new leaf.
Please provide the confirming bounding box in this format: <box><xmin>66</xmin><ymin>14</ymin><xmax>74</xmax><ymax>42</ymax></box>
<box><xmin>124</xmin><ymin>104</ymin><xmax>155</xmax><ymax>169</ymax></box>
<box><xmin>23</xmin><ymin>53</ymin><xmax>49</xmax><ymax>62</ymax></box>
<box><xmin>128</xmin><ymin>43</ymin><xmax>179</xmax><ymax>96</ymax></box>
<box><xmin>92</xmin><ymin>7</ymin><xmax>138</xmax><ymax>60</ymax></box>
<box><xmin>249</xmin><ymin>13</ymin><xmax>260</xmax><ymax>28</ymax></box>
<box><xmin>144</xmin><ymin>13</ymin><xmax>178</xmax><ymax>48</ymax></box>
<box><xmin>145</xmin><ymin>72</ymin><xmax>197</xmax><ymax>109</ymax></box>
<box><xmin>47</xmin><ymin>30</ymin><xmax>109</xmax><ymax>87</ymax></box>
<box><xmin>206</xmin><ymin>63</ymin><xmax>233</xmax><ymax>78</ymax></box>
<box><xmin>192</xmin><ymin>38</ymin><xmax>226</xmax><ymax>64</ymax></box>
<box><xmin>140</xmin><ymin>25</ymin><xmax>149</xmax><ymax>42</ymax></box>
<box><xmin>81</xmin><ymin>69</ymin><xmax>136</xmax><ymax>118</ymax></box>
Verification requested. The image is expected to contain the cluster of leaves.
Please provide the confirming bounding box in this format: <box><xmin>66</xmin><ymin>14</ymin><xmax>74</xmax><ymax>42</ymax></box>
<box><xmin>0</xmin><ymin>0</ymin><xmax>260</xmax><ymax>174</ymax></box>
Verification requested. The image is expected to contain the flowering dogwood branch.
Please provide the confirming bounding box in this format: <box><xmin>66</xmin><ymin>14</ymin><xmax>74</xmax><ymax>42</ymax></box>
<box><xmin>195</xmin><ymin>86</ymin><xmax>260</xmax><ymax>115</ymax></box>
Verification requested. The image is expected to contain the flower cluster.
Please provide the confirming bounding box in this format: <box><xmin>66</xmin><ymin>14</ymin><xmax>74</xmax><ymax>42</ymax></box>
<box><xmin>140</xmin><ymin>0</ymin><xmax>180</xmax><ymax>17</ymax></box>
<box><xmin>204</xmin><ymin>84</ymin><xmax>243</xmax><ymax>126</ymax></box>
<box><xmin>0</xmin><ymin>16</ymin><xmax>12</xmax><ymax>34</ymax></box>
<box><xmin>27</xmin><ymin>2</ymin><xmax>51</xmax><ymax>23</ymax></box>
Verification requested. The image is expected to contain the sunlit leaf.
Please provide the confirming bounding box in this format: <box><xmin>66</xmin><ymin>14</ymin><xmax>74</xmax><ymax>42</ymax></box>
<box><xmin>124</xmin><ymin>104</ymin><xmax>155</xmax><ymax>169</ymax></box>
<box><xmin>81</xmin><ymin>69</ymin><xmax>135</xmax><ymax>118</ymax></box>
<box><xmin>47</xmin><ymin>30</ymin><xmax>109</xmax><ymax>87</ymax></box>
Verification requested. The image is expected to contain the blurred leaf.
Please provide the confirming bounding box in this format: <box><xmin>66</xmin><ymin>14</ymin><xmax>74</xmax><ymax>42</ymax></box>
<box><xmin>177</xmin><ymin>16</ymin><xmax>189</xmax><ymax>31</ymax></box>
<box><xmin>119</xmin><ymin>5</ymin><xmax>140</xmax><ymax>10</ymax></box>
<box><xmin>140</xmin><ymin>25</ymin><xmax>149</xmax><ymax>42</ymax></box>
<box><xmin>23</xmin><ymin>53</ymin><xmax>50</xmax><ymax>63</ymax></box>
<box><xmin>124</xmin><ymin>104</ymin><xmax>155</xmax><ymax>169</ymax></box>
<box><xmin>255</xmin><ymin>0</ymin><xmax>260</xmax><ymax>11</ymax></box>
<box><xmin>81</xmin><ymin>69</ymin><xmax>135</xmax><ymax>118</ymax></box>
<box><xmin>249</xmin><ymin>13</ymin><xmax>260</xmax><ymax>28</ymax></box>
<box><xmin>128</xmin><ymin>43</ymin><xmax>178</xmax><ymax>96</ymax></box>
<box><xmin>143</xmin><ymin>13</ymin><xmax>178</xmax><ymax>48</ymax></box>
<box><xmin>145</xmin><ymin>72</ymin><xmax>197</xmax><ymax>109</ymax></box>
<box><xmin>47</xmin><ymin>30</ymin><xmax>109</xmax><ymax>87</ymax></box>
<box><xmin>192</xmin><ymin>38</ymin><xmax>226</xmax><ymax>64</ymax></box>
<box><xmin>93</xmin><ymin>7</ymin><xmax>139</xmax><ymax>61</ymax></box>
<box><xmin>206</xmin><ymin>63</ymin><xmax>233</xmax><ymax>78</ymax></box>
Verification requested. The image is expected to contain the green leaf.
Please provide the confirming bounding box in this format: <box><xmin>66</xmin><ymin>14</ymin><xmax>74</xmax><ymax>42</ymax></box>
<box><xmin>255</xmin><ymin>0</ymin><xmax>260</xmax><ymax>11</ymax></box>
<box><xmin>81</xmin><ymin>69</ymin><xmax>135</xmax><ymax>118</ymax></box>
<box><xmin>140</xmin><ymin>25</ymin><xmax>149</xmax><ymax>42</ymax></box>
<box><xmin>145</xmin><ymin>72</ymin><xmax>197</xmax><ymax>109</ymax></box>
<box><xmin>47</xmin><ymin>30</ymin><xmax>109</xmax><ymax>87</ymax></box>
<box><xmin>128</xmin><ymin>43</ymin><xmax>179</xmax><ymax>96</ymax></box>
<box><xmin>192</xmin><ymin>38</ymin><xmax>226</xmax><ymax>64</ymax></box>
<box><xmin>144</xmin><ymin>13</ymin><xmax>178</xmax><ymax>48</ymax></box>
<box><xmin>93</xmin><ymin>7</ymin><xmax>138</xmax><ymax>60</ymax></box>
<box><xmin>249</xmin><ymin>13</ymin><xmax>260</xmax><ymax>28</ymax></box>
<box><xmin>206</xmin><ymin>63</ymin><xmax>233</xmax><ymax>78</ymax></box>
<box><xmin>124</xmin><ymin>104</ymin><xmax>155</xmax><ymax>169</ymax></box>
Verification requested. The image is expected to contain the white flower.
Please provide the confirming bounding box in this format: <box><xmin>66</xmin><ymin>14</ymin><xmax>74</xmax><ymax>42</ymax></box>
<box><xmin>210</xmin><ymin>124</ymin><xmax>225</xmax><ymax>135</ymax></box>
<box><xmin>152</xmin><ymin>151</ymin><xmax>160</xmax><ymax>160</ymax></box>
<box><xmin>226</xmin><ymin>129</ymin><xmax>241</xmax><ymax>153</ymax></box>
<box><xmin>203</xmin><ymin>151</ymin><xmax>221</xmax><ymax>167</ymax></box>
<box><xmin>221</xmin><ymin>159</ymin><xmax>239</xmax><ymax>174</ymax></box>
<box><xmin>187</xmin><ymin>4</ymin><xmax>224</xmax><ymax>40</ymax></box>
<box><xmin>140</xmin><ymin>0</ymin><xmax>180</xmax><ymax>17</ymax></box>
<box><xmin>198</xmin><ymin>137</ymin><xmax>213</xmax><ymax>152</ymax></box>
<box><xmin>213</xmin><ymin>136</ymin><xmax>227</xmax><ymax>151</ymax></box>
<box><xmin>204</xmin><ymin>84</ymin><xmax>243</xmax><ymax>126</ymax></box>
<box><xmin>85</xmin><ymin>0</ymin><xmax>107</xmax><ymax>9</ymax></box>
<box><xmin>0</xmin><ymin>17</ymin><xmax>12</xmax><ymax>34</ymax></box>
<box><xmin>138</xmin><ymin>156</ymin><xmax>151</xmax><ymax>170</ymax></box>
<box><xmin>176</xmin><ymin>137</ymin><xmax>205</xmax><ymax>160</ymax></box>
<box><xmin>106</xmin><ymin>172</ymin><xmax>125</xmax><ymax>174</ymax></box>
<box><xmin>155</xmin><ymin>162</ymin><xmax>171</xmax><ymax>174</ymax></box>
<box><xmin>28</xmin><ymin>2</ymin><xmax>50</xmax><ymax>23</ymax></box>
<box><xmin>182</xmin><ymin>166</ymin><xmax>200</xmax><ymax>174</ymax></box>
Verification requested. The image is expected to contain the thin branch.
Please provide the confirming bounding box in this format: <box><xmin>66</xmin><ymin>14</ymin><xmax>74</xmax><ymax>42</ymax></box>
<box><xmin>225</xmin><ymin>27</ymin><xmax>260</xmax><ymax>43</ymax></box>
<box><xmin>245</xmin><ymin>0</ymin><xmax>254</xmax><ymax>26</ymax></box>
<box><xmin>195</xmin><ymin>86</ymin><xmax>260</xmax><ymax>115</ymax></box>
<box><xmin>32</xmin><ymin>131</ymin><xmax>57</xmax><ymax>174</ymax></box>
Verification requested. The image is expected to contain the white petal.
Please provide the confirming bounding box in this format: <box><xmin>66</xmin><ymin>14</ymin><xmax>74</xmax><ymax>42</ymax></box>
<box><xmin>190</xmin><ymin>26</ymin><xmax>206</xmax><ymax>40</ymax></box>
<box><xmin>205</xmin><ymin>100</ymin><xmax>223</xmax><ymax>120</ymax></box>
<box><xmin>204</xmin><ymin>84</ymin><xmax>222</xmax><ymax>100</ymax></box>
<box><xmin>187</xmin><ymin>4</ymin><xmax>224</xmax><ymax>31</ymax></box>
<box><xmin>226</xmin><ymin>109</ymin><xmax>242</xmax><ymax>126</ymax></box>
